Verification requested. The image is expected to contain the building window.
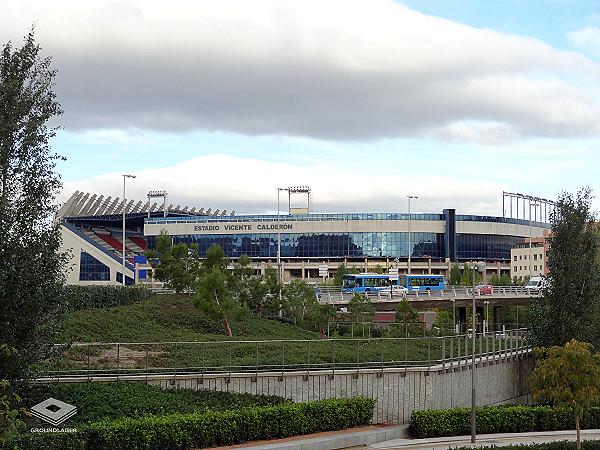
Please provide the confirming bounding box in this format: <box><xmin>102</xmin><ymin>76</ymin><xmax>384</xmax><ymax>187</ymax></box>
<box><xmin>533</xmin><ymin>254</ymin><xmax>537</xmax><ymax>261</ymax></box>
<box><xmin>514</xmin><ymin>266</ymin><xmax>517</xmax><ymax>272</ymax></box>
<box><xmin>79</xmin><ymin>251</ymin><xmax>110</xmax><ymax>281</ymax></box>
<box><xmin>534</xmin><ymin>265</ymin><xmax>538</xmax><ymax>272</ymax></box>
<box><xmin>519</xmin><ymin>255</ymin><xmax>522</xmax><ymax>260</ymax></box>
<box><xmin>514</xmin><ymin>255</ymin><xmax>517</xmax><ymax>261</ymax></box>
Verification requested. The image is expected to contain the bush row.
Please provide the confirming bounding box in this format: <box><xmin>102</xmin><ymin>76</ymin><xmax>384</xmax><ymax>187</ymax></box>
<box><xmin>3</xmin><ymin>397</ymin><xmax>375</xmax><ymax>450</ymax></box>
<box><xmin>61</xmin><ymin>286</ymin><xmax>153</xmax><ymax>312</ymax></box>
<box><xmin>410</xmin><ymin>405</ymin><xmax>600</xmax><ymax>438</ymax></box>
<box><xmin>16</xmin><ymin>382</ymin><xmax>289</xmax><ymax>426</ymax></box>
<box><xmin>453</xmin><ymin>441</ymin><xmax>600</xmax><ymax>449</ymax></box>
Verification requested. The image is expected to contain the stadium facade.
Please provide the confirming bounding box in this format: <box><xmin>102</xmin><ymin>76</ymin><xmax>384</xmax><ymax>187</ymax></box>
<box><xmin>58</xmin><ymin>191</ymin><xmax>551</xmax><ymax>286</ymax></box>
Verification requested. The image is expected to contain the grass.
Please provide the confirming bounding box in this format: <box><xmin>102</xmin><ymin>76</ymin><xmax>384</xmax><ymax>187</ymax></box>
<box><xmin>58</xmin><ymin>294</ymin><xmax>318</xmax><ymax>343</ymax></box>
<box><xmin>43</xmin><ymin>294</ymin><xmax>516</xmax><ymax>377</ymax></box>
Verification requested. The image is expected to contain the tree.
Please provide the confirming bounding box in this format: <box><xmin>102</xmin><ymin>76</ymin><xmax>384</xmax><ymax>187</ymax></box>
<box><xmin>448</xmin><ymin>264</ymin><xmax>462</xmax><ymax>285</ymax></box>
<box><xmin>528</xmin><ymin>339</ymin><xmax>600</xmax><ymax>450</ymax></box>
<box><xmin>333</xmin><ymin>263</ymin><xmax>347</xmax><ymax>286</ymax></box>
<box><xmin>232</xmin><ymin>254</ymin><xmax>255</xmax><ymax>307</ymax></box>
<box><xmin>145</xmin><ymin>230</ymin><xmax>200</xmax><ymax>295</ymax></box>
<box><xmin>0</xmin><ymin>345</ymin><xmax>27</xmax><ymax>445</ymax></box>
<box><xmin>529</xmin><ymin>187</ymin><xmax>600</xmax><ymax>349</ymax></box>
<box><xmin>459</xmin><ymin>265</ymin><xmax>481</xmax><ymax>286</ymax></box>
<box><xmin>280</xmin><ymin>279</ymin><xmax>318</xmax><ymax>325</ymax></box>
<box><xmin>0</xmin><ymin>30</ymin><xmax>67</xmax><ymax>379</ymax></box>
<box><xmin>194</xmin><ymin>244</ymin><xmax>240</xmax><ymax>329</ymax></box>
<box><xmin>348</xmin><ymin>293</ymin><xmax>375</xmax><ymax>323</ymax></box>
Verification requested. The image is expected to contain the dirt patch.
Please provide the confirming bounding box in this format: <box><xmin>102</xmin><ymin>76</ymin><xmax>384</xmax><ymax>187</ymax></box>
<box><xmin>65</xmin><ymin>345</ymin><xmax>163</xmax><ymax>368</ymax></box>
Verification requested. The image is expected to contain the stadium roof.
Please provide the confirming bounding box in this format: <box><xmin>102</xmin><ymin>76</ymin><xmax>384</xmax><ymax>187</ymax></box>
<box><xmin>58</xmin><ymin>191</ymin><xmax>234</xmax><ymax>221</ymax></box>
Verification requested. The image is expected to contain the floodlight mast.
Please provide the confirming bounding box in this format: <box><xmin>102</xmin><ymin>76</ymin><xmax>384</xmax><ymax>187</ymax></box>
<box><xmin>147</xmin><ymin>190</ymin><xmax>168</xmax><ymax>218</ymax></box>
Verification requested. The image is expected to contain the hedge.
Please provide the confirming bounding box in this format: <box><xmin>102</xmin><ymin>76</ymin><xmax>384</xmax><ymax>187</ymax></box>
<box><xmin>453</xmin><ymin>441</ymin><xmax>600</xmax><ymax>449</ymax></box>
<box><xmin>2</xmin><ymin>397</ymin><xmax>375</xmax><ymax>450</ymax></box>
<box><xmin>61</xmin><ymin>285</ymin><xmax>153</xmax><ymax>312</ymax></box>
<box><xmin>16</xmin><ymin>382</ymin><xmax>289</xmax><ymax>426</ymax></box>
<box><xmin>410</xmin><ymin>405</ymin><xmax>600</xmax><ymax>439</ymax></box>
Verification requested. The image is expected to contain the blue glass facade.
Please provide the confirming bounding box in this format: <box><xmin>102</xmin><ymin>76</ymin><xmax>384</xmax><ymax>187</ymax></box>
<box><xmin>145</xmin><ymin>211</ymin><xmax>551</xmax><ymax>262</ymax></box>
<box><xmin>154</xmin><ymin>231</ymin><xmax>447</xmax><ymax>260</ymax></box>
<box><xmin>79</xmin><ymin>251</ymin><xmax>110</xmax><ymax>281</ymax></box>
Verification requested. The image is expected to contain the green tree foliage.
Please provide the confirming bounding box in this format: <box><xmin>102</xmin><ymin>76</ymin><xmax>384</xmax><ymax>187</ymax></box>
<box><xmin>249</xmin><ymin>267</ymin><xmax>280</xmax><ymax>315</ymax></box>
<box><xmin>332</xmin><ymin>263</ymin><xmax>347</xmax><ymax>286</ymax></box>
<box><xmin>280</xmin><ymin>279</ymin><xmax>319</xmax><ymax>325</ymax></box>
<box><xmin>448</xmin><ymin>264</ymin><xmax>462</xmax><ymax>285</ymax></box>
<box><xmin>348</xmin><ymin>293</ymin><xmax>375</xmax><ymax>323</ymax></box>
<box><xmin>488</xmin><ymin>273</ymin><xmax>512</xmax><ymax>286</ymax></box>
<box><xmin>529</xmin><ymin>187</ymin><xmax>600</xmax><ymax>348</ymax></box>
<box><xmin>0</xmin><ymin>345</ymin><xmax>26</xmax><ymax>445</ymax></box>
<box><xmin>145</xmin><ymin>230</ymin><xmax>200</xmax><ymax>295</ymax></box>
<box><xmin>232</xmin><ymin>254</ymin><xmax>255</xmax><ymax>307</ymax></box>
<box><xmin>459</xmin><ymin>265</ymin><xmax>481</xmax><ymax>286</ymax></box>
<box><xmin>395</xmin><ymin>298</ymin><xmax>418</xmax><ymax>323</ymax></box>
<box><xmin>0</xmin><ymin>30</ymin><xmax>67</xmax><ymax>380</ymax></box>
<box><xmin>395</xmin><ymin>299</ymin><xmax>421</xmax><ymax>336</ymax></box>
<box><xmin>528</xmin><ymin>339</ymin><xmax>600</xmax><ymax>450</ymax></box>
<box><xmin>194</xmin><ymin>244</ymin><xmax>241</xmax><ymax>323</ymax></box>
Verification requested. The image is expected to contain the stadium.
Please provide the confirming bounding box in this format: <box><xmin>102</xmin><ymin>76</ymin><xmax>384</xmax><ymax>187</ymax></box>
<box><xmin>58</xmin><ymin>189</ymin><xmax>552</xmax><ymax>286</ymax></box>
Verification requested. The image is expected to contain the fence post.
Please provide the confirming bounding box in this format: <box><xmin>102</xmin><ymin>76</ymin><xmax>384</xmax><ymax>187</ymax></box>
<box><xmin>116</xmin><ymin>343</ymin><xmax>120</xmax><ymax>381</ymax></box>
<box><xmin>145</xmin><ymin>344</ymin><xmax>149</xmax><ymax>385</ymax></box>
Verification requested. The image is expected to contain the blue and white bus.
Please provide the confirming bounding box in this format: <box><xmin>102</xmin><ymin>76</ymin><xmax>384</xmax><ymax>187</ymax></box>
<box><xmin>342</xmin><ymin>273</ymin><xmax>396</xmax><ymax>293</ymax></box>
<box><xmin>398</xmin><ymin>274</ymin><xmax>444</xmax><ymax>291</ymax></box>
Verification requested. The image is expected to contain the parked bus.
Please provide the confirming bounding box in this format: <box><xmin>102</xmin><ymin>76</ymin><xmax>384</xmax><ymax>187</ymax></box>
<box><xmin>342</xmin><ymin>273</ymin><xmax>397</xmax><ymax>292</ymax></box>
<box><xmin>398</xmin><ymin>274</ymin><xmax>445</xmax><ymax>291</ymax></box>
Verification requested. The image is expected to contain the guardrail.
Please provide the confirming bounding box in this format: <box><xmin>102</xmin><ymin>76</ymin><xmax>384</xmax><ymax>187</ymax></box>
<box><xmin>38</xmin><ymin>328</ymin><xmax>530</xmax><ymax>382</ymax></box>
<box><xmin>316</xmin><ymin>285</ymin><xmax>540</xmax><ymax>303</ymax></box>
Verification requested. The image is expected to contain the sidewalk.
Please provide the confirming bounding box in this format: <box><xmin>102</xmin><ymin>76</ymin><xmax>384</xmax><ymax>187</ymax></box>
<box><xmin>367</xmin><ymin>429</ymin><xmax>600</xmax><ymax>449</ymax></box>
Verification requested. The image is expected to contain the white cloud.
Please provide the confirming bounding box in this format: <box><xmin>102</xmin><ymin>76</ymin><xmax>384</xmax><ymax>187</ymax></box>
<box><xmin>61</xmin><ymin>154</ymin><xmax>504</xmax><ymax>216</ymax></box>
<box><xmin>2</xmin><ymin>0</ymin><xmax>599</xmax><ymax>142</ymax></box>
<box><xmin>568</xmin><ymin>27</ymin><xmax>600</xmax><ymax>58</ymax></box>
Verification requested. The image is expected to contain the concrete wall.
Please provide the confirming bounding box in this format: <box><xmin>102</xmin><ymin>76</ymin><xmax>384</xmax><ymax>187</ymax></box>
<box><xmin>149</xmin><ymin>352</ymin><xmax>533</xmax><ymax>425</ymax></box>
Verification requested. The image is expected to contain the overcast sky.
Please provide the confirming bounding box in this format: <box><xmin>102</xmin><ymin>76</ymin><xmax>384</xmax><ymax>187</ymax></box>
<box><xmin>2</xmin><ymin>0</ymin><xmax>600</xmax><ymax>217</ymax></box>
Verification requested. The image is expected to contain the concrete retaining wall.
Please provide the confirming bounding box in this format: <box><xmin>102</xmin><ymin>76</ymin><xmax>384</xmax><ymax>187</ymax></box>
<box><xmin>149</xmin><ymin>352</ymin><xmax>534</xmax><ymax>424</ymax></box>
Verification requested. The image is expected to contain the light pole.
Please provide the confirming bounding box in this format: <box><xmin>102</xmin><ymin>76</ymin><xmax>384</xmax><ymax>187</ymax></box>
<box><xmin>407</xmin><ymin>196</ymin><xmax>418</xmax><ymax>274</ymax></box>
<box><xmin>471</xmin><ymin>261</ymin><xmax>485</xmax><ymax>443</ymax></box>
<box><xmin>484</xmin><ymin>300</ymin><xmax>490</xmax><ymax>335</ymax></box>
<box><xmin>277</xmin><ymin>188</ymin><xmax>285</xmax><ymax>284</ymax></box>
<box><xmin>451</xmin><ymin>298</ymin><xmax>456</xmax><ymax>333</ymax></box>
<box><xmin>529</xmin><ymin>202</ymin><xmax>540</xmax><ymax>278</ymax></box>
<box><xmin>122</xmin><ymin>174</ymin><xmax>136</xmax><ymax>286</ymax></box>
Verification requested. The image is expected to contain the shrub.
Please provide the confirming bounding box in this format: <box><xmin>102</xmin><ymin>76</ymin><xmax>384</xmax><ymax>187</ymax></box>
<box><xmin>2</xmin><ymin>397</ymin><xmax>375</xmax><ymax>450</ymax></box>
<box><xmin>410</xmin><ymin>405</ymin><xmax>600</xmax><ymax>439</ymax></box>
<box><xmin>62</xmin><ymin>286</ymin><xmax>152</xmax><ymax>312</ymax></box>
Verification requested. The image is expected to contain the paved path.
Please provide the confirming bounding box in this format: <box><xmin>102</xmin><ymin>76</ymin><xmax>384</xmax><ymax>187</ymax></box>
<box><xmin>368</xmin><ymin>429</ymin><xmax>600</xmax><ymax>449</ymax></box>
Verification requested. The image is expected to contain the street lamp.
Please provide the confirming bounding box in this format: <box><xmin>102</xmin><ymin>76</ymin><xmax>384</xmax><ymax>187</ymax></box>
<box><xmin>451</xmin><ymin>298</ymin><xmax>456</xmax><ymax>333</ymax></box>
<box><xmin>471</xmin><ymin>260</ymin><xmax>485</xmax><ymax>443</ymax></box>
<box><xmin>484</xmin><ymin>300</ymin><xmax>490</xmax><ymax>335</ymax></box>
<box><xmin>277</xmin><ymin>188</ymin><xmax>285</xmax><ymax>284</ymax></box>
<box><xmin>407</xmin><ymin>196</ymin><xmax>418</xmax><ymax>274</ymax></box>
<box><xmin>122</xmin><ymin>174</ymin><xmax>136</xmax><ymax>286</ymax></box>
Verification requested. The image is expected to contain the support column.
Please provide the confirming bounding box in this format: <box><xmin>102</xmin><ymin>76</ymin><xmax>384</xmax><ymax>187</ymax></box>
<box><xmin>458</xmin><ymin>307</ymin><xmax>467</xmax><ymax>333</ymax></box>
<box><xmin>493</xmin><ymin>306</ymin><xmax>502</xmax><ymax>332</ymax></box>
<box><xmin>476</xmin><ymin>306</ymin><xmax>484</xmax><ymax>334</ymax></box>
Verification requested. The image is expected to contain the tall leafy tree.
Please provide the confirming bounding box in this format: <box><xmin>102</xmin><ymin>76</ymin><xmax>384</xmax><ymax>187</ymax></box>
<box><xmin>145</xmin><ymin>230</ymin><xmax>200</xmax><ymax>295</ymax></box>
<box><xmin>0</xmin><ymin>30</ymin><xmax>67</xmax><ymax>379</ymax></box>
<box><xmin>528</xmin><ymin>339</ymin><xmax>600</xmax><ymax>450</ymax></box>
<box><xmin>448</xmin><ymin>264</ymin><xmax>462</xmax><ymax>285</ymax></box>
<box><xmin>529</xmin><ymin>187</ymin><xmax>600</xmax><ymax>348</ymax></box>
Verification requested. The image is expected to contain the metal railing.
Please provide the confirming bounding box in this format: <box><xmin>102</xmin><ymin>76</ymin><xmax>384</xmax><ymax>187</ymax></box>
<box><xmin>316</xmin><ymin>285</ymin><xmax>540</xmax><ymax>303</ymax></box>
<box><xmin>38</xmin><ymin>328</ymin><xmax>531</xmax><ymax>381</ymax></box>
